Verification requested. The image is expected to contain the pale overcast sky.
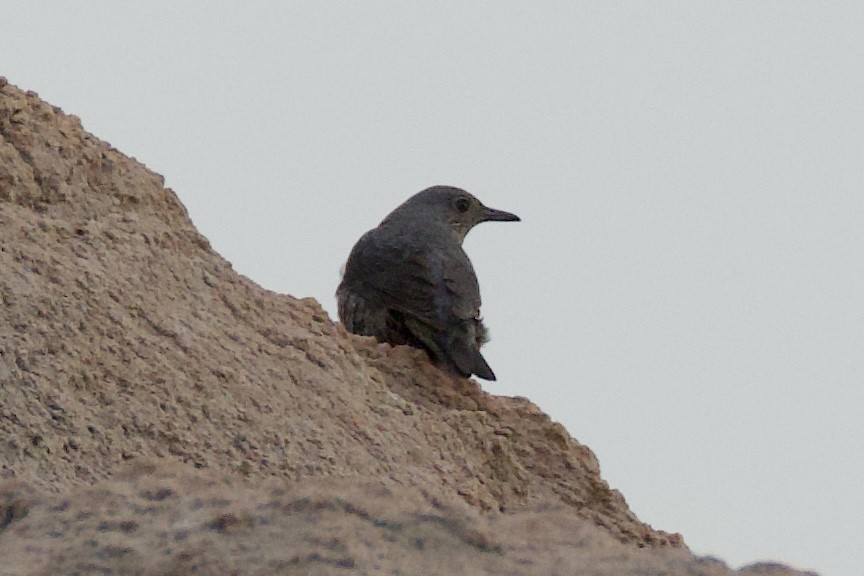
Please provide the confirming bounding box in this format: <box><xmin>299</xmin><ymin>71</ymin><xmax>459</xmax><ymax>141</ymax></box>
<box><xmin>3</xmin><ymin>3</ymin><xmax>862</xmax><ymax>576</ymax></box>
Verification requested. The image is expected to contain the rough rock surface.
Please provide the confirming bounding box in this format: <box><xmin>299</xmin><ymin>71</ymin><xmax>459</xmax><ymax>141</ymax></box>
<box><xmin>0</xmin><ymin>78</ymin><xmax>815</xmax><ymax>575</ymax></box>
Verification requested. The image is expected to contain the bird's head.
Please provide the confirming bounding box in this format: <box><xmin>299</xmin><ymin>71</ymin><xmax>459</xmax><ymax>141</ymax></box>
<box><xmin>386</xmin><ymin>185</ymin><xmax>520</xmax><ymax>244</ymax></box>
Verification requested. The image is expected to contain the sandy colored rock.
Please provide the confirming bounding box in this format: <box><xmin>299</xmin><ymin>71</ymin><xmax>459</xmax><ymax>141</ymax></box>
<box><xmin>0</xmin><ymin>77</ymin><xmax>815</xmax><ymax>575</ymax></box>
<box><xmin>0</xmin><ymin>459</ymin><xmax>756</xmax><ymax>576</ymax></box>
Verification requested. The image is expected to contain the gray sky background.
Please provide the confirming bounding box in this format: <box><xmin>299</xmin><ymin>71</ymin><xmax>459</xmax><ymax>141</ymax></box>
<box><xmin>3</xmin><ymin>3</ymin><xmax>862</xmax><ymax>575</ymax></box>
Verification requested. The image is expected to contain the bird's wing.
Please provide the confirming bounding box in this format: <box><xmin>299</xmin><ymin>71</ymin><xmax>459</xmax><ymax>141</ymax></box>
<box><xmin>343</xmin><ymin>228</ymin><xmax>493</xmax><ymax>378</ymax></box>
<box><xmin>343</xmin><ymin>229</ymin><xmax>478</xmax><ymax>323</ymax></box>
<box><xmin>439</xmin><ymin>248</ymin><xmax>482</xmax><ymax>323</ymax></box>
<box><xmin>435</xmin><ymin>255</ymin><xmax>496</xmax><ymax>379</ymax></box>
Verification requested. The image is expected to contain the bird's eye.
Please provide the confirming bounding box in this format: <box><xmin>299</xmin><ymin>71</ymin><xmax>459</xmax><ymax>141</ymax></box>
<box><xmin>455</xmin><ymin>197</ymin><xmax>470</xmax><ymax>213</ymax></box>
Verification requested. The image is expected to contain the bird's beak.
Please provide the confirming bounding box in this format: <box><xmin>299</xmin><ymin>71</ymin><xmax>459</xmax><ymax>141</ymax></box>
<box><xmin>482</xmin><ymin>206</ymin><xmax>521</xmax><ymax>223</ymax></box>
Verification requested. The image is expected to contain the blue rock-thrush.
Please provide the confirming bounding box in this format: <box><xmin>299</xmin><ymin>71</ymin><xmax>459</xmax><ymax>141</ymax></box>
<box><xmin>337</xmin><ymin>185</ymin><xmax>520</xmax><ymax>380</ymax></box>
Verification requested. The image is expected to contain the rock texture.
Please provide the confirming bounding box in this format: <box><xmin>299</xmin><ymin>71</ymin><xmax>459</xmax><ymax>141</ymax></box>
<box><xmin>0</xmin><ymin>78</ymin><xmax>815</xmax><ymax>575</ymax></box>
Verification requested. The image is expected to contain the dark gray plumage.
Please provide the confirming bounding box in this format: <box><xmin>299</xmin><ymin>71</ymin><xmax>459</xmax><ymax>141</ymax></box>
<box><xmin>337</xmin><ymin>185</ymin><xmax>520</xmax><ymax>380</ymax></box>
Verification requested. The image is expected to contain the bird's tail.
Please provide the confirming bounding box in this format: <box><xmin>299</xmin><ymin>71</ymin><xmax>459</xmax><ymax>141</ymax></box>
<box><xmin>446</xmin><ymin>324</ymin><xmax>497</xmax><ymax>381</ymax></box>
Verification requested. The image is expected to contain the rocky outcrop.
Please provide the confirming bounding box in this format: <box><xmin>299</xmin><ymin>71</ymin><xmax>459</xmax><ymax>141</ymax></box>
<box><xmin>0</xmin><ymin>78</ymin><xmax>814</xmax><ymax>575</ymax></box>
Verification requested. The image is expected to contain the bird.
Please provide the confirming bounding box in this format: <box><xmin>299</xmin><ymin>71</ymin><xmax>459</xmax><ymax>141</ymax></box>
<box><xmin>337</xmin><ymin>185</ymin><xmax>520</xmax><ymax>381</ymax></box>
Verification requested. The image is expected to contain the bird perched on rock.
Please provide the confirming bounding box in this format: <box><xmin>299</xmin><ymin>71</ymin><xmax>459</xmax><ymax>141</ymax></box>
<box><xmin>337</xmin><ymin>185</ymin><xmax>520</xmax><ymax>381</ymax></box>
